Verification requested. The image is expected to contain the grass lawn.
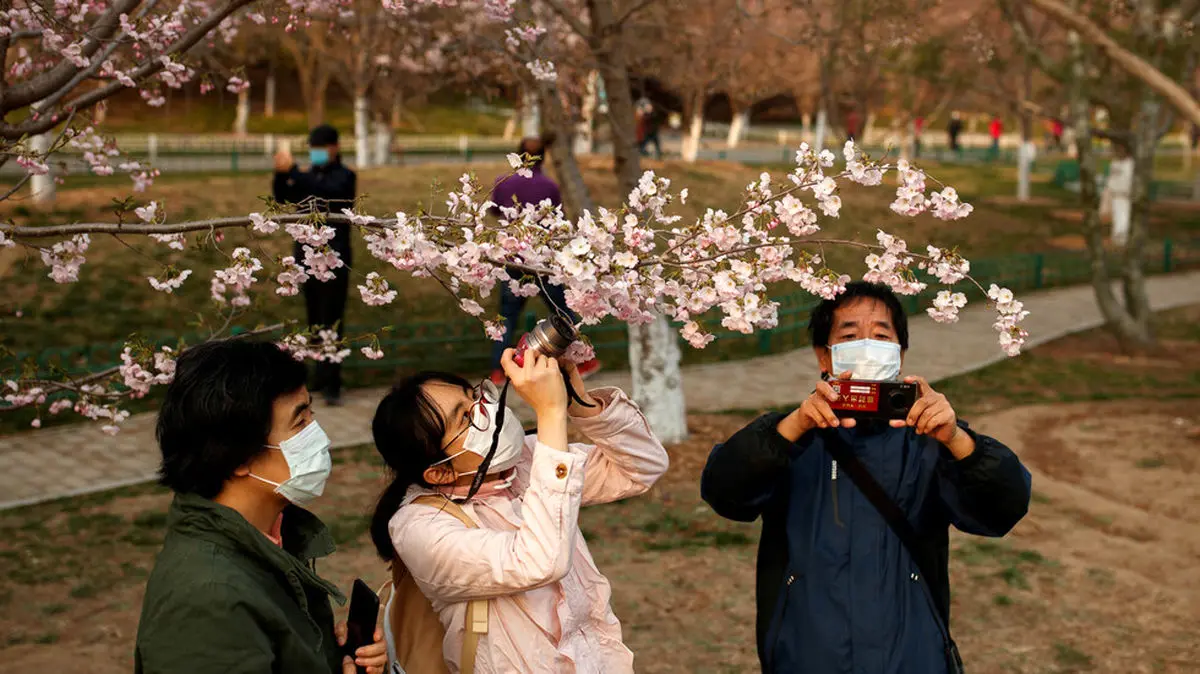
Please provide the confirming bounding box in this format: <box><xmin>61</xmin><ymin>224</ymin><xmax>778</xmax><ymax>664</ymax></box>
<box><xmin>1</xmin><ymin>305</ymin><xmax>1197</xmax><ymax>672</ymax></box>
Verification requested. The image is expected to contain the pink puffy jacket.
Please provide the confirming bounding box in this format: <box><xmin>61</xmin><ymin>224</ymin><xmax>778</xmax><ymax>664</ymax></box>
<box><xmin>388</xmin><ymin>387</ymin><xmax>669</xmax><ymax>674</ymax></box>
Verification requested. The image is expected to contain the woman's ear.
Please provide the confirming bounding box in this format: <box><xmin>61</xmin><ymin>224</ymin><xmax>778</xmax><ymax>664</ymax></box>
<box><xmin>423</xmin><ymin>464</ymin><xmax>457</xmax><ymax>486</ymax></box>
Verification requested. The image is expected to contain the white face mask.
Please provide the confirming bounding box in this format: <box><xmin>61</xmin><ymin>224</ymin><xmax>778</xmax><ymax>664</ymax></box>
<box><xmin>830</xmin><ymin>338</ymin><xmax>902</xmax><ymax>381</ymax></box>
<box><xmin>433</xmin><ymin>381</ymin><xmax>526</xmax><ymax>480</ymax></box>
<box><xmin>250</xmin><ymin>421</ymin><xmax>333</xmax><ymax>507</ymax></box>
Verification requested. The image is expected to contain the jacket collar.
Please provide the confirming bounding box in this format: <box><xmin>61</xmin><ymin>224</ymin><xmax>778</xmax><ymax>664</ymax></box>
<box><xmin>167</xmin><ymin>493</ymin><xmax>345</xmax><ymax>604</ymax></box>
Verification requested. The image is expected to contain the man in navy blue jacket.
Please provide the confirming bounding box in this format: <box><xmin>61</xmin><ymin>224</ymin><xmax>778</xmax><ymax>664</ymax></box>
<box><xmin>701</xmin><ymin>281</ymin><xmax>1031</xmax><ymax>673</ymax></box>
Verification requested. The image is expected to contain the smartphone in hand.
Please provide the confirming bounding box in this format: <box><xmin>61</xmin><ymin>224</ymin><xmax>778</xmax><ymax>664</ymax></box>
<box><xmin>344</xmin><ymin>578</ymin><xmax>380</xmax><ymax>674</ymax></box>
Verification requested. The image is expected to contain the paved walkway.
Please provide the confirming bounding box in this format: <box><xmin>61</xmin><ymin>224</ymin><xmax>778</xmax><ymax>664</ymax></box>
<box><xmin>2</xmin><ymin>272</ymin><xmax>1198</xmax><ymax>510</ymax></box>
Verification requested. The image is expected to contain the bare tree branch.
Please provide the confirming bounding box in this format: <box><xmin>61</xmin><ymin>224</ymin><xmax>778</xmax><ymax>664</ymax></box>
<box><xmin>539</xmin><ymin>0</ymin><xmax>592</xmax><ymax>38</ymax></box>
<box><xmin>614</xmin><ymin>0</ymin><xmax>661</xmax><ymax>27</ymax></box>
<box><xmin>2</xmin><ymin>213</ymin><xmax>364</xmax><ymax>238</ymax></box>
<box><xmin>1001</xmin><ymin>0</ymin><xmax>1067</xmax><ymax>84</ymax></box>
<box><xmin>1020</xmin><ymin>0</ymin><xmax>1200</xmax><ymax>126</ymax></box>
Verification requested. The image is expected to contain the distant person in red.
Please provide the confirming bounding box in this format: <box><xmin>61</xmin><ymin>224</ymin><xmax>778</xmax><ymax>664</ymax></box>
<box><xmin>487</xmin><ymin>135</ymin><xmax>602</xmax><ymax>385</ymax></box>
<box><xmin>988</xmin><ymin>115</ymin><xmax>1003</xmax><ymax>159</ymax></box>
<box><xmin>1051</xmin><ymin>118</ymin><xmax>1064</xmax><ymax>151</ymax></box>
<box><xmin>845</xmin><ymin>109</ymin><xmax>861</xmax><ymax>143</ymax></box>
<box><xmin>913</xmin><ymin>116</ymin><xmax>926</xmax><ymax>156</ymax></box>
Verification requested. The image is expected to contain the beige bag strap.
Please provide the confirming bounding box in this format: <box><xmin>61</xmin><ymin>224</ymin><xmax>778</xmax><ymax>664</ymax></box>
<box><xmin>411</xmin><ymin>495</ymin><xmax>489</xmax><ymax>674</ymax></box>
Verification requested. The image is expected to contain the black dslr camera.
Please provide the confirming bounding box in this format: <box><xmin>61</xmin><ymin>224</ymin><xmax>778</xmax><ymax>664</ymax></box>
<box><xmin>828</xmin><ymin>379</ymin><xmax>918</xmax><ymax>420</ymax></box>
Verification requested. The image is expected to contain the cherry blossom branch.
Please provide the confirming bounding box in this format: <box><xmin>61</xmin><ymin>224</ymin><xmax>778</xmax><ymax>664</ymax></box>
<box><xmin>35</xmin><ymin>0</ymin><xmax>166</xmax><ymax>113</ymax></box>
<box><xmin>2</xmin><ymin>322</ymin><xmax>288</xmax><ymax>423</ymax></box>
<box><xmin>3</xmin><ymin>0</ymin><xmax>256</xmax><ymax>139</ymax></box>
<box><xmin>2</xmin><ymin>0</ymin><xmax>140</xmax><ymax>111</ymax></box>
<box><xmin>0</xmin><ymin>107</ymin><xmax>78</xmax><ymax>203</ymax></box>
<box><xmin>2</xmin><ymin>213</ymin><xmax>366</xmax><ymax>238</ymax></box>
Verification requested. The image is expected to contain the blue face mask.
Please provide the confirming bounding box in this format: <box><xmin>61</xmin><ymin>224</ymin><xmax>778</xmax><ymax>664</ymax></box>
<box><xmin>309</xmin><ymin>148</ymin><xmax>330</xmax><ymax>166</ymax></box>
<box><xmin>830</xmin><ymin>339</ymin><xmax>902</xmax><ymax>381</ymax></box>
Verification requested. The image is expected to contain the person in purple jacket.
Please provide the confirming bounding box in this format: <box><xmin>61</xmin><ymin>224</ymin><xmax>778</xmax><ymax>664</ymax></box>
<box><xmin>487</xmin><ymin>135</ymin><xmax>601</xmax><ymax>385</ymax></box>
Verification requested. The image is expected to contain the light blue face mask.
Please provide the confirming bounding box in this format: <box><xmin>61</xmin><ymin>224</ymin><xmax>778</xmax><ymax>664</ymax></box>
<box><xmin>250</xmin><ymin>421</ymin><xmax>333</xmax><ymax>507</ymax></box>
<box><xmin>309</xmin><ymin>148</ymin><xmax>331</xmax><ymax>166</ymax></box>
<box><xmin>830</xmin><ymin>338</ymin><xmax>902</xmax><ymax>381</ymax></box>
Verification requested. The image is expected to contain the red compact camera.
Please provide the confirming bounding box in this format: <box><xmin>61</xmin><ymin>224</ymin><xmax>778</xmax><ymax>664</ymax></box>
<box><xmin>828</xmin><ymin>380</ymin><xmax>918</xmax><ymax>420</ymax></box>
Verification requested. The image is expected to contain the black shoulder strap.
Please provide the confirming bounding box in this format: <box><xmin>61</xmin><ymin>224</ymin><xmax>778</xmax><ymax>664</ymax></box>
<box><xmin>818</xmin><ymin>433</ymin><xmax>965</xmax><ymax>673</ymax></box>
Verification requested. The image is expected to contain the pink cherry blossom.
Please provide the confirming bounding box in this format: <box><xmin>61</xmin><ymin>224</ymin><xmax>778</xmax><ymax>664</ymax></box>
<box><xmin>357</xmin><ymin>272</ymin><xmax>398</xmax><ymax>306</ymax></box>
<box><xmin>148</xmin><ymin>268</ymin><xmax>192</xmax><ymax>293</ymax></box>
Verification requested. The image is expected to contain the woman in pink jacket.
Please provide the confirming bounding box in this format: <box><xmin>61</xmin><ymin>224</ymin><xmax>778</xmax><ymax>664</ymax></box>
<box><xmin>369</xmin><ymin>349</ymin><xmax>669</xmax><ymax>673</ymax></box>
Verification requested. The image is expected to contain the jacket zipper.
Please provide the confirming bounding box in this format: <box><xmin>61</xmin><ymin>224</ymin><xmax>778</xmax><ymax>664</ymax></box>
<box><xmin>831</xmin><ymin>460</ymin><xmax>844</xmax><ymax>527</ymax></box>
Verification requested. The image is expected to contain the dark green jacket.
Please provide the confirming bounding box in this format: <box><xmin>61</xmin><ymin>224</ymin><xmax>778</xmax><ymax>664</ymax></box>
<box><xmin>135</xmin><ymin>493</ymin><xmax>346</xmax><ymax>674</ymax></box>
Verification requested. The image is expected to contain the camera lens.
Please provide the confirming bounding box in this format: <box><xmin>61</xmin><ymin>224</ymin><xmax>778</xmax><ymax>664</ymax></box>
<box><xmin>888</xmin><ymin>390</ymin><xmax>908</xmax><ymax>409</ymax></box>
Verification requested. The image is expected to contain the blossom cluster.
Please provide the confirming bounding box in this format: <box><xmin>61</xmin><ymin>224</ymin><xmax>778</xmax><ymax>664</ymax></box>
<box><xmin>119</xmin><ymin>346</ymin><xmax>177</xmax><ymax>398</ymax></box>
<box><xmin>5</xmin><ymin>141</ymin><xmax>1031</xmax><ymax>434</ymax></box>
<box><xmin>988</xmin><ymin>284</ymin><xmax>1030</xmax><ymax>356</ymax></box>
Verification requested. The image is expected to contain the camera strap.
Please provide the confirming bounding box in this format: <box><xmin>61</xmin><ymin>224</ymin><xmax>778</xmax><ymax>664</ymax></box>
<box><xmin>818</xmin><ymin>434</ymin><xmax>965</xmax><ymax>674</ymax></box>
<box><xmin>463</xmin><ymin>380</ymin><xmax>512</xmax><ymax>502</ymax></box>
<box><xmin>564</xmin><ymin>376</ymin><xmax>596</xmax><ymax>408</ymax></box>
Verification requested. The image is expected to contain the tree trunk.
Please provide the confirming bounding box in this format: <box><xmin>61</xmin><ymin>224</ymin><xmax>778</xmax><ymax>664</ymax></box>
<box><xmin>307</xmin><ymin>75</ymin><xmax>329</xmax><ymax>129</ymax></box>
<box><xmin>814</xmin><ymin>107</ymin><xmax>828</xmax><ymax>153</ymax></box>
<box><xmin>682</xmin><ymin>91</ymin><xmax>704</xmax><ymax>163</ymax></box>
<box><xmin>264</xmin><ymin>63</ymin><xmax>277</xmax><ymax>118</ymax></box>
<box><xmin>537</xmin><ymin>81</ymin><xmax>593</xmax><ymax>218</ymax></box>
<box><xmin>372</xmin><ymin>115</ymin><xmax>389</xmax><ymax>166</ymax></box>
<box><xmin>521</xmin><ymin>89</ymin><xmax>540</xmax><ymax>137</ymax></box>
<box><xmin>1017</xmin><ymin>140</ymin><xmax>1035</xmax><ymax>201</ymax></box>
<box><xmin>589</xmin><ymin>0</ymin><xmax>687</xmax><ymax>443</ymax></box>
<box><xmin>233</xmin><ymin>86</ymin><xmax>251</xmax><ymax>136</ymax></box>
<box><xmin>573</xmin><ymin>70</ymin><xmax>599</xmax><ymax>156</ymax></box>
<box><xmin>727</xmin><ymin>106</ymin><xmax>749</xmax><ymax>148</ymax></box>
<box><xmin>1068</xmin><ymin>28</ymin><xmax>1155</xmax><ymax>352</ymax></box>
<box><xmin>29</xmin><ymin>130</ymin><xmax>55</xmax><ymax>206</ymax></box>
<box><xmin>287</xmin><ymin>33</ymin><xmax>332</xmax><ymax>130</ymax></box>
<box><xmin>862</xmin><ymin>110</ymin><xmax>877</xmax><ymax>145</ymax></box>
<box><xmin>628</xmin><ymin>311</ymin><xmax>689</xmax><ymax>442</ymax></box>
<box><xmin>1016</xmin><ymin>61</ymin><xmax>1034</xmax><ymax>202</ymax></box>
<box><xmin>1123</xmin><ymin>82</ymin><xmax>1159</xmax><ymax>332</ymax></box>
<box><xmin>354</xmin><ymin>94</ymin><xmax>370</xmax><ymax>168</ymax></box>
<box><xmin>896</xmin><ymin>112</ymin><xmax>913</xmax><ymax>160</ymax></box>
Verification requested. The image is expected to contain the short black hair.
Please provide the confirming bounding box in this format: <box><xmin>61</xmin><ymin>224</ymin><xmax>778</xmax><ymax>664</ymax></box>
<box><xmin>808</xmin><ymin>281</ymin><xmax>909</xmax><ymax>350</ymax></box>
<box><xmin>517</xmin><ymin>133</ymin><xmax>555</xmax><ymax>167</ymax></box>
<box><xmin>309</xmin><ymin>123</ymin><xmax>339</xmax><ymax>146</ymax></box>
<box><xmin>157</xmin><ymin>340</ymin><xmax>308</xmax><ymax>498</ymax></box>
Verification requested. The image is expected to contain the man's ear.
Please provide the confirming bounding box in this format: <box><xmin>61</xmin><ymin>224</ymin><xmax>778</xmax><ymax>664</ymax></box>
<box><xmin>423</xmin><ymin>464</ymin><xmax>457</xmax><ymax>486</ymax></box>
<box><xmin>814</xmin><ymin>345</ymin><xmax>832</xmax><ymax>376</ymax></box>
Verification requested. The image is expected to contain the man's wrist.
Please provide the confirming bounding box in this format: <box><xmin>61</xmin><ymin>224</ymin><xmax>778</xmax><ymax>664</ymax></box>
<box><xmin>945</xmin><ymin>425</ymin><xmax>976</xmax><ymax>460</ymax></box>
<box><xmin>776</xmin><ymin>409</ymin><xmax>810</xmax><ymax>443</ymax></box>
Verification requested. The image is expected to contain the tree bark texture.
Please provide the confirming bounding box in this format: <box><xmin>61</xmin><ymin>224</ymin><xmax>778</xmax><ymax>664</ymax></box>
<box><xmin>587</xmin><ymin>0</ymin><xmax>687</xmax><ymax>443</ymax></box>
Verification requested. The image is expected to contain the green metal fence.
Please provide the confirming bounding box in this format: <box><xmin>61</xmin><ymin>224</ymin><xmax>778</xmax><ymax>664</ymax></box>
<box><xmin>9</xmin><ymin>238</ymin><xmax>1200</xmax><ymax>380</ymax></box>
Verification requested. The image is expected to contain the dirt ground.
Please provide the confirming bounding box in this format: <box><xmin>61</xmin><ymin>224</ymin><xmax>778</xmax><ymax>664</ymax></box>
<box><xmin>2</xmin><ymin>398</ymin><xmax>1199</xmax><ymax>674</ymax></box>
